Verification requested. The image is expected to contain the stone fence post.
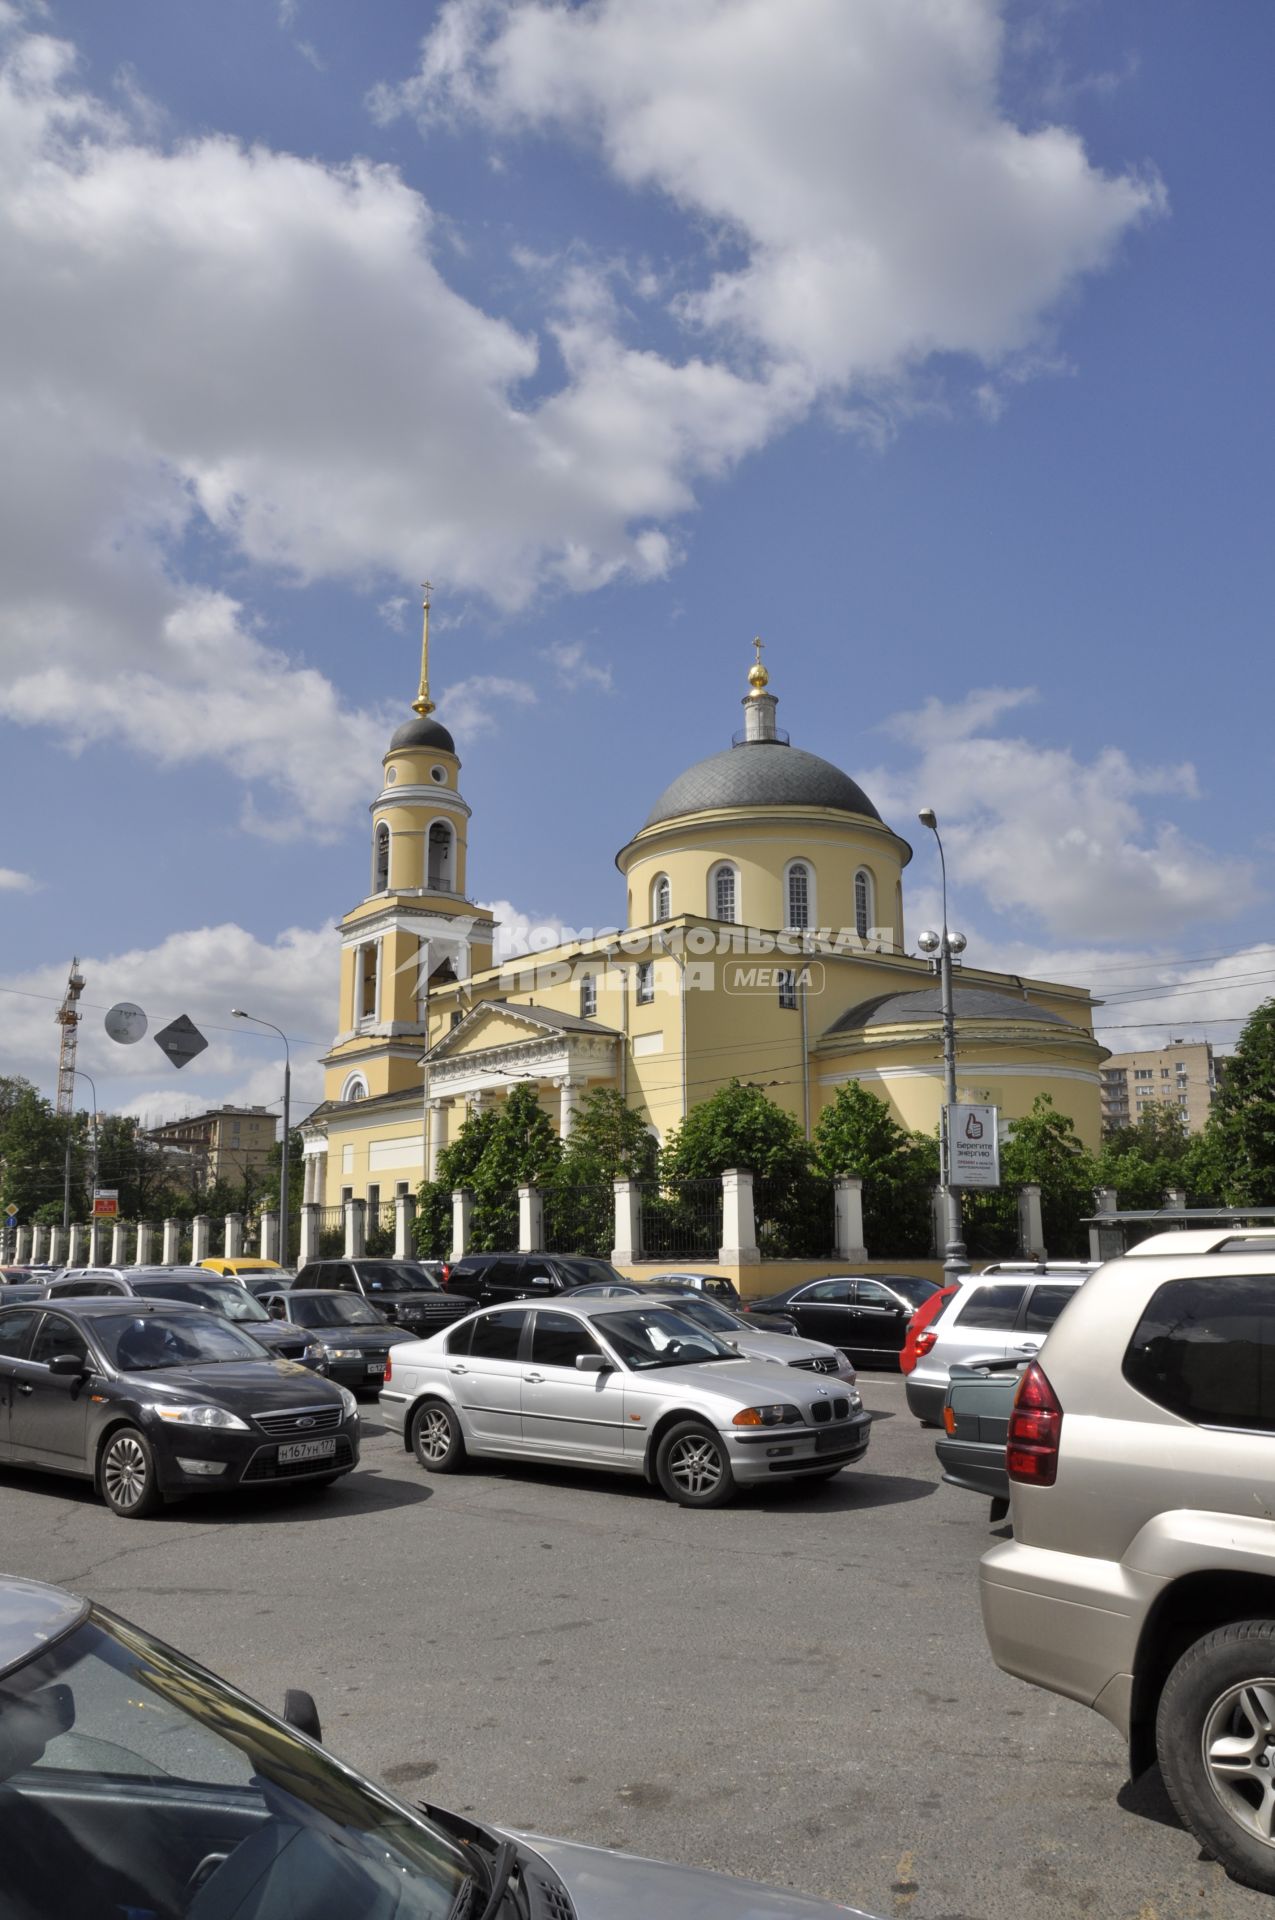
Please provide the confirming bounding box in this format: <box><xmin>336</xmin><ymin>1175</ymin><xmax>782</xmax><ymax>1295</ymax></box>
<box><xmin>612</xmin><ymin>1178</ymin><xmax>640</xmax><ymax>1266</ymax></box>
<box><xmin>343</xmin><ymin>1197</ymin><xmax>366</xmax><ymax>1259</ymax></box>
<box><xmin>42</xmin><ymin>1226</ymin><xmax>59</xmax><ymax>1265</ymax></box>
<box><xmin>162</xmin><ymin>1219</ymin><xmax>181</xmax><ymax>1265</ymax></box>
<box><xmin>1017</xmin><ymin>1183</ymin><xmax>1045</xmax><ymax>1260</ymax></box>
<box><xmin>718</xmin><ymin>1167</ymin><xmax>759</xmax><ymax>1266</ymax></box>
<box><xmin>14</xmin><ymin>1225</ymin><xmax>31</xmax><ymax>1264</ymax></box>
<box><xmin>834</xmin><ymin>1176</ymin><xmax>868</xmax><ymax>1263</ymax></box>
<box><xmin>88</xmin><ymin>1221</ymin><xmax>108</xmax><ymax>1265</ymax></box>
<box><xmin>224</xmin><ymin>1213</ymin><xmax>244</xmax><ymax>1260</ymax></box>
<box><xmin>518</xmin><ymin>1184</ymin><xmax>544</xmax><ymax>1255</ymax></box>
<box><xmin>191</xmin><ymin>1215</ymin><xmax>210</xmax><ymax>1263</ymax></box>
<box><xmin>394</xmin><ymin>1190</ymin><xmax>416</xmax><ymax>1261</ymax></box>
<box><xmin>451</xmin><ymin>1189</ymin><xmax>473</xmax><ymax>1264</ymax></box>
<box><xmin>68</xmin><ymin>1223</ymin><xmax>86</xmax><ymax>1265</ymax></box>
<box><xmin>111</xmin><ymin>1220</ymin><xmax>127</xmax><ymax>1265</ymax></box>
<box><xmin>135</xmin><ymin>1220</ymin><xmax>155</xmax><ymax>1265</ymax></box>
<box><xmin>299</xmin><ymin>1204</ymin><xmax>320</xmax><ymax>1266</ymax></box>
<box><xmin>259</xmin><ymin>1211</ymin><xmax>280</xmax><ymax>1263</ymax></box>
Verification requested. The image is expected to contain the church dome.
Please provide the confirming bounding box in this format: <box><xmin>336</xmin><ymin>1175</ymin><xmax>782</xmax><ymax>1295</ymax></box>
<box><xmin>643</xmin><ymin>741</ymin><xmax>881</xmax><ymax>830</ymax></box>
<box><xmin>388</xmin><ymin>713</ymin><xmax>455</xmax><ymax>754</ymax></box>
<box><xmin>824</xmin><ymin>986</ymin><xmax>1079</xmax><ymax>1037</ymax></box>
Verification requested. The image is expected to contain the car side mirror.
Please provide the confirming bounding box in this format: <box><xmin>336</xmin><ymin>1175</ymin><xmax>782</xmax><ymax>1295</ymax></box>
<box><xmin>282</xmin><ymin>1688</ymin><xmax>323</xmax><ymax>1743</ymax></box>
<box><xmin>48</xmin><ymin>1352</ymin><xmax>87</xmax><ymax>1380</ymax></box>
<box><xmin>269</xmin><ymin>1301</ymin><xmax>286</xmax><ymax>1319</ymax></box>
<box><xmin>574</xmin><ymin>1354</ymin><xmax>609</xmax><ymax>1373</ymax></box>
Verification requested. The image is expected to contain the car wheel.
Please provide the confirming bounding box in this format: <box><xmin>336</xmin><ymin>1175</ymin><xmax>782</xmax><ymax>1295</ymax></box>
<box><xmin>410</xmin><ymin>1400</ymin><xmax>466</xmax><ymax>1473</ymax></box>
<box><xmin>99</xmin><ymin>1426</ymin><xmax>162</xmax><ymax>1519</ymax></box>
<box><xmin>1157</xmin><ymin>1619</ymin><xmax>1275</xmax><ymax>1893</ymax></box>
<box><xmin>654</xmin><ymin>1421</ymin><xmax>736</xmax><ymax>1508</ymax></box>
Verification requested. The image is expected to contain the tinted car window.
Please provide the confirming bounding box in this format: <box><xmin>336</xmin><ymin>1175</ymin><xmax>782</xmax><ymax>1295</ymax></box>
<box><xmin>132</xmin><ymin>1279</ymin><xmax>270</xmax><ymax>1323</ymax></box>
<box><xmin>797</xmin><ymin>1281</ymin><xmax>852</xmax><ymax>1304</ymax></box>
<box><xmin>30</xmin><ymin>1315</ymin><xmax>90</xmax><ymax>1367</ymax></box>
<box><xmin>288</xmin><ymin>1295</ymin><xmax>382</xmax><ymax>1329</ymax></box>
<box><xmin>954</xmin><ymin>1283</ymin><xmax>1027</xmax><ymax>1329</ymax></box>
<box><xmin>1022</xmin><ymin>1282</ymin><xmax>1081</xmax><ymax>1333</ymax></box>
<box><xmin>856</xmin><ymin>1281</ymin><xmax>900</xmax><ymax>1307</ymax></box>
<box><xmin>357</xmin><ymin>1263</ymin><xmax>435</xmax><ymax>1295</ymax></box>
<box><xmin>1123</xmin><ymin>1275</ymin><xmax>1275</xmax><ymax>1432</ymax></box>
<box><xmin>445</xmin><ymin>1320</ymin><xmax>474</xmax><ymax>1356</ymax></box>
<box><xmin>96</xmin><ymin>1313</ymin><xmax>269</xmax><ymax>1371</ymax></box>
<box><xmin>0</xmin><ymin>1307</ymin><xmax>39</xmax><ymax>1357</ymax></box>
<box><xmin>551</xmin><ymin>1258</ymin><xmax>625</xmax><ymax>1287</ymax></box>
<box><xmin>531</xmin><ymin>1312</ymin><xmax>602</xmax><ymax>1368</ymax></box>
<box><xmin>468</xmin><ymin>1311</ymin><xmax>526</xmax><ymax>1361</ymax></box>
<box><xmin>883</xmin><ymin>1275</ymin><xmax>941</xmax><ymax>1308</ymax></box>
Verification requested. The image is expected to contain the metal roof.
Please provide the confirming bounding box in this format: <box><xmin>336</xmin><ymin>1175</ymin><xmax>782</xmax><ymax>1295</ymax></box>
<box><xmin>388</xmin><ymin>713</ymin><xmax>456</xmax><ymax>754</ymax></box>
<box><xmin>823</xmin><ymin>985</ymin><xmax>1079</xmax><ymax>1038</ymax></box>
<box><xmin>641</xmin><ymin>742</ymin><xmax>882</xmax><ymax>830</ymax></box>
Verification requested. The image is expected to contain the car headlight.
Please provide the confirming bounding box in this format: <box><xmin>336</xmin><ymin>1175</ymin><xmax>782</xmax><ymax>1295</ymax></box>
<box><xmin>732</xmin><ymin>1403</ymin><xmax>802</xmax><ymax>1427</ymax></box>
<box><xmin>301</xmin><ymin>1342</ymin><xmax>326</xmax><ymax>1363</ymax></box>
<box><xmin>845</xmin><ymin>1388</ymin><xmax>862</xmax><ymax>1410</ymax></box>
<box><xmin>336</xmin><ymin>1385</ymin><xmax>359</xmax><ymax>1418</ymax></box>
<box><xmin>145</xmin><ymin>1404</ymin><xmax>248</xmax><ymax>1430</ymax></box>
<box><xmin>322</xmin><ymin>1345</ymin><xmax>363</xmax><ymax>1360</ymax></box>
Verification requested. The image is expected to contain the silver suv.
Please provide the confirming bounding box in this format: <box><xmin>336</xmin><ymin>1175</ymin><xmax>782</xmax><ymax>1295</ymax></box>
<box><xmin>979</xmin><ymin>1229</ymin><xmax>1275</xmax><ymax>1894</ymax></box>
<box><xmin>905</xmin><ymin>1263</ymin><xmax>1092</xmax><ymax>1425</ymax></box>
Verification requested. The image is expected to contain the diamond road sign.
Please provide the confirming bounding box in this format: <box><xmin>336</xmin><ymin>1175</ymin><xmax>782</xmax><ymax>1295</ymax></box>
<box><xmin>154</xmin><ymin>1013</ymin><xmax>209</xmax><ymax>1070</ymax></box>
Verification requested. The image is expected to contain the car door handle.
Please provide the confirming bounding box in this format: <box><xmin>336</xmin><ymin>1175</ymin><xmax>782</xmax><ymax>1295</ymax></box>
<box><xmin>524</xmin><ymin>1371</ymin><xmax>544</xmax><ymax>1384</ymax></box>
<box><xmin>449</xmin><ymin>1363</ymin><xmax>467</xmax><ymax>1375</ymax></box>
<box><xmin>17</xmin><ymin>1383</ymin><xmax>33</xmax><ymax>1394</ymax></box>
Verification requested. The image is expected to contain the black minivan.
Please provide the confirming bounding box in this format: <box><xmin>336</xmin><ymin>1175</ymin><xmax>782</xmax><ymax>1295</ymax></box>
<box><xmin>442</xmin><ymin>1253</ymin><xmax>628</xmax><ymax>1310</ymax></box>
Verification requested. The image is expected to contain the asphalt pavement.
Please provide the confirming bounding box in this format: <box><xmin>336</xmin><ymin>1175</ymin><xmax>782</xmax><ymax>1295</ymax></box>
<box><xmin>0</xmin><ymin>1374</ymin><xmax>1267</xmax><ymax>1920</ymax></box>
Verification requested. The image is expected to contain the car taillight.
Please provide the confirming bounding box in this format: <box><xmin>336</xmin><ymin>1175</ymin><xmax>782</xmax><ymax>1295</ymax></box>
<box><xmin>383</xmin><ymin>1353</ymin><xmax>392</xmax><ymax>1384</ymax></box>
<box><xmin>1006</xmin><ymin>1362</ymin><xmax>1063</xmax><ymax>1486</ymax></box>
<box><xmin>942</xmin><ymin>1404</ymin><xmax>957</xmax><ymax>1435</ymax></box>
<box><xmin>440</xmin><ymin>1263</ymin><xmax>451</xmax><ymax>1283</ymax></box>
<box><xmin>915</xmin><ymin>1330</ymin><xmax>939</xmax><ymax>1357</ymax></box>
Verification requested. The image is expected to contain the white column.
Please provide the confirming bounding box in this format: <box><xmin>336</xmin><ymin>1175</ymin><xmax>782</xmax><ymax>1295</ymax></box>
<box><xmin>1017</xmin><ymin>1183</ymin><xmax>1045</xmax><ymax>1261</ymax></box>
<box><xmin>42</xmin><ymin>1227</ymin><xmax>59</xmax><ymax>1265</ymax></box>
<box><xmin>299</xmin><ymin>1203</ymin><xmax>321</xmax><ymax>1266</ymax></box>
<box><xmin>191</xmin><ymin>1215</ymin><xmax>211</xmax><ymax>1262</ymax></box>
<box><xmin>259</xmin><ymin>1211</ymin><xmax>280</xmax><ymax>1262</ymax></box>
<box><xmin>518</xmin><ymin>1184</ymin><xmax>544</xmax><ymax>1254</ymax></box>
<box><xmin>835</xmin><ymin>1176</ymin><xmax>868</xmax><ymax>1263</ymax></box>
<box><xmin>88</xmin><ymin>1221</ymin><xmax>107</xmax><ymax>1265</ymax></box>
<box><xmin>451</xmin><ymin>1188</ymin><xmax>473</xmax><ymax>1263</ymax></box>
<box><xmin>1164</xmin><ymin>1187</ymin><xmax>1187</xmax><ymax>1211</ymax></box>
<box><xmin>612</xmin><ymin>1178</ymin><xmax>640</xmax><ymax>1266</ymax></box>
<box><xmin>110</xmin><ymin>1220</ymin><xmax>127</xmax><ymax>1265</ymax></box>
<box><xmin>394</xmin><ymin>1190</ymin><xmax>415</xmax><ymax>1260</ymax></box>
<box><xmin>14</xmin><ymin>1226</ymin><xmax>31</xmax><ymax>1264</ymax></box>
<box><xmin>162</xmin><ymin>1219</ymin><xmax>181</xmax><ymax>1265</ymax></box>
<box><xmin>224</xmin><ymin>1213</ymin><xmax>244</xmax><ymax>1259</ymax></box>
<box><xmin>426</xmin><ymin>1101</ymin><xmax>446</xmax><ymax>1182</ymax></box>
<box><xmin>557</xmin><ymin>1076</ymin><xmax>583</xmax><ymax>1139</ymax></box>
<box><xmin>344</xmin><ymin>1197</ymin><xmax>367</xmax><ymax>1258</ymax></box>
<box><xmin>135</xmin><ymin>1221</ymin><xmax>155</xmax><ymax>1265</ymax></box>
<box><xmin>718</xmin><ymin>1168</ymin><xmax>760</xmax><ymax>1265</ymax></box>
<box><xmin>68</xmin><ymin>1224</ymin><xmax>86</xmax><ymax>1265</ymax></box>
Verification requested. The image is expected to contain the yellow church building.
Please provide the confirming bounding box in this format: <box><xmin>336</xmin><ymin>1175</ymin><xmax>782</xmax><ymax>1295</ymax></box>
<box><xmin>301</xmin><ymin>600</ymin><xmax>1108</xmax><ymax>1215</ymax></box>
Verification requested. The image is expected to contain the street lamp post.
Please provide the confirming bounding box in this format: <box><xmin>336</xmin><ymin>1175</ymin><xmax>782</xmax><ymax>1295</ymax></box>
<box><xmin>231</xmin><ymin>1011</ymin><xmax>291</xmax><ymax>1266</ymax></box>
<box><xmin>917</xmin><ymin>809</ymin><xmax>969</xmax><ymax>1282</ymax></box>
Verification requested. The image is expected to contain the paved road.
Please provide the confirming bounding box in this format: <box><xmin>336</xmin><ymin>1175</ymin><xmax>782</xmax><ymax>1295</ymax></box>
<box><xmin>0</xmin><ymin>1375</ymin><xmax>1267</xmax><ymax>1920</ymax></box>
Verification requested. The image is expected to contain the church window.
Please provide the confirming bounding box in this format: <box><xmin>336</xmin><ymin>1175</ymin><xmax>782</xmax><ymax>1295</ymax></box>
<box><xmin>358</xmin><ymin>943</ymin><xmax>378</xmax><ymax>1022</ymax></box>
<box><xmin>854</xmin><ymin>868</ymin><xmax>874</xmax><ymax>939</ymax></box>
<box><xmin>635</xmin><ymin>961</ymin><xmax>655</xmax><ymax>1005</ymax></box>
<box><xmin>580</xmin><ymin>972</ymin><xmax>597</xmax><ymax>1018</ymax></box>
<box><xmin>341</xmin><ymin>1073</ymin><xmax>368</xmax><ymax>1104</ymax></box>
<box><xmin>777</xmin><ymin>968</ymin><xmax>798</xmax><ymax>1011</ymax></box>
<box><xmin>652</xmin><ymin>874</ymin><xmax>671</xmax><ymax>921</ymax></box>
<box><xmin>373</xmin><ymin>823</ymin><xmax>390</xmax><ymax>893</ymax></box>
<box><xmin>450</xmin><ymin>1009</ymin><xmax>464</xmax><ymax>1029</ymax></box>
<box><xmin>427</xmin><ymin>822</ymin><xmax>453</xmax><ymax>890</ymax></box>
<box><xmin>786</xmin><ymin>862</ymin><xmax>811</xmax><ymax>929</ymax></box>
<box><xmin>430</xmin><ymin>765</ymin><xmax>448</xmax><ymax>784</ymax></box>
<box><xmin>711</xmin><ymin>863</ymin><xmax>738</xmax><ymax>924</ymax></box>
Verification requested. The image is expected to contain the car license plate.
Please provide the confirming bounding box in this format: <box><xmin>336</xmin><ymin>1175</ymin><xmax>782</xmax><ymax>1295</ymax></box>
<box><xmin>278</xmin><ymin>1438</ymin><xmax>336</xmax><ymax>1464</ymax></box>
<box><xmin>815</xmin><ymin>1426</ymin><xmax>853</xmax><ymax>1454</ymax></box>
<box><xmin>365</xmin><ymin>1360</ymin><xmax>385</xmax><ymax>1376</ymax></box>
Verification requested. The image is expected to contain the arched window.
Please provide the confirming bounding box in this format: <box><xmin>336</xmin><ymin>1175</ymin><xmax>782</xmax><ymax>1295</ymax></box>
<box><xmin>427</xmin><ymin>821</ymin><xmax>453</xmax><ymax>890</ymax></box>
<box><xmin>786</xmin><ymin>861</ymin><xmax>811</xmax><ymax>929</ymax></box>
<box><xmin>652</xmin><ymin>874</ymin><xmax>671</xmax><ymax>922</ymax></box>
<box><xmin>373</xmin><ymin>823</ymin><xmax>390</xmax><ymax>893</ymax></box>
<box><xmin>341</xmin><ymin>1073</ymin><xmax>368</xmax><ymax>1104</ymax></box>
<box><xmin>711</xmin><ymin>863</ymin><xmax>738</xmax><ymax>924</ymax></box>
<box><xmin>580</xmin><ymin>972</ymin><xmax>597</xmax><ymax>1018</ymax></box>
<box><xmin>854</xmin><ymin>867</ymin><xmax>874</xmax><ymax>939</ymax></box>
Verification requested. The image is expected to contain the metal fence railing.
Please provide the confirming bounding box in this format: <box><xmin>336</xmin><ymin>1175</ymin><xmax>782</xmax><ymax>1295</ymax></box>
<box><xmin>470</xmin><ymin>1188</ymin><xmax>519</xmax><ymax>1254</ymax></box>
<box><xmin>316</xmin><ymin>1205</ymin><xmax>344</xmax><ymax>1258</ymax></box>
<box><xmin>366</xmin><ymin>1201</ymin><xmax>397</xmax><ymax>1256</ymax></box>
<box><xmin>543</xmin><ymin>1184</ymin><xmax>614</xmax><ymax>1257</ymax></box>
<box><xmin>754</xmin><ymin>1174</ymin><xmax>836</xmax><ymax>1259</ymax></box>
<box><xmin>636</xmin><ymin>1180</ymin><xmax>723</xmax><ymax>1261</ymax></box>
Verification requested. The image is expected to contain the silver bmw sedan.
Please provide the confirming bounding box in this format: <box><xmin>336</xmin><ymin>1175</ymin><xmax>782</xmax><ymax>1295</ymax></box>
<box><xmin>380</xmin><ymin>1297</ymin><xmax>871</xmax><ymax>1507</ymax></box>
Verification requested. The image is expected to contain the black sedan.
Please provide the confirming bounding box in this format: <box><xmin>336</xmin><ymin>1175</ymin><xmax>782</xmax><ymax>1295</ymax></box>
<box><xmin>741</xmin><ymin>1273</ymin><xmax>941</xmax><ymax>1366</ymax></box>
<box><xmin>0</xmin><ymin>1297</ymin><xmax>360</xmax><ymax>1516</ymax></box>
<box><xmin>264</xmin><ymin>1289</ymin><xmax>414</xmax><ymax>1392</ymax></box>
<box><xmin>44</xmin><ymin>1268</ymin><xmax>326</xmax><ymax>1369</ymax></box>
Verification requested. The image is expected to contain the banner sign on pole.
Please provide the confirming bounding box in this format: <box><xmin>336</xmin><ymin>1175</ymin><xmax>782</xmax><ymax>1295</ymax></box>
<box><xmin>946</xmin><ymin>1104</ymin><xmax>1001</xmax><ymax>1188</ymax></box>
<box><xmin>92</xmin><ymin>1190</ymin><xmax>120</xmax><ymax>1219</ymax></box>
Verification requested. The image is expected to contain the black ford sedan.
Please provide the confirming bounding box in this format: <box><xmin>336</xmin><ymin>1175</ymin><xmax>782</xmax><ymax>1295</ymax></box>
<box><xmin>264</xmin><ymin>1288</ymin><xmax>415</xmax><ymax>1392</ymax></box>
<box><xmin>45</xmin><ymin>1267</ymin><xmax>326</xmax><ymax>1370</ymax></box>
<box><xmin>0</xmin><ymin>1298</ymin><xmax>360</xmax><ymax>1517</ymax></box>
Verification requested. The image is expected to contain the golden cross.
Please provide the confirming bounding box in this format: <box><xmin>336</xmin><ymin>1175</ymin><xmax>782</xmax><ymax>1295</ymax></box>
<box><xmin>753</xmin><ymin>634</ymin><xmax>764</xmax><ymax>666</ymax></box>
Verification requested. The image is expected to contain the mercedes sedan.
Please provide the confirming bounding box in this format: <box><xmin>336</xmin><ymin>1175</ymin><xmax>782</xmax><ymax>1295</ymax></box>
<box><xmin>0</xmin><ymin>1297</ymin><xmax>359</xmax><ymax>1516</ymax></box>
<box><xmin>382</xmin><ymin>1297</ymin><xmax>870</xmax><ymax>1507</ymax></box>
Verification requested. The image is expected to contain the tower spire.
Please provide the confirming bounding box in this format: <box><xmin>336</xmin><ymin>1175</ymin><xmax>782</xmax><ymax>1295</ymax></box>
<box><xmin>747</xmin><ymin>634</ymin><xmax>769</xmax><ymax>695</ymax></box>
<box><xmin>412</xmin><ymin>581</ymin><xmax>436</xmax><ymax>717</ymax></box>
<box><xmin>741</xmin><ymin>633</ymin><xmax>779</xmax><ymax>743</ymax></box>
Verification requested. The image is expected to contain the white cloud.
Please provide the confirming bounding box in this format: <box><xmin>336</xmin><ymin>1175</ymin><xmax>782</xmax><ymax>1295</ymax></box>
<box><xmin>0</xmin><ymin>867</ymin><xmax>36</xmax><ymax>892</ymax></box>
<box><xmin>545</xmin><ymin>638</ymin><xmax>613</xmax><ymax>692</ymax></box>
<box><xmin>381</xmin><ymin>0</ymin><xmax>1163</xmax><ymax>400</ymax></box>
<box><xmin>440</xmin><ymin>675</ymin><xmax>538</xmax><ymax>737</ymax></box>
<box><xmin>872</xmin><ymin>688</ymin><xmax>1255</xmax><ymax>944</ymax></box>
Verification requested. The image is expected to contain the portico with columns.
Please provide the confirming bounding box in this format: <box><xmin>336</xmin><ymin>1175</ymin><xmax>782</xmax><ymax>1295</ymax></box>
<box><xmin>421</xmin><ymin>1001</ymin><xmax>620</xmax><ymax>1166</ymax></box>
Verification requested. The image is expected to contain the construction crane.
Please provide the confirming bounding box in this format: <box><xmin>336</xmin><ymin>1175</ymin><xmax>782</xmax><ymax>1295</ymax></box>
<box><xmin>55</xmin><ymin>958</ymin><xmax>85</xmax><ymax>1117</ymax></box>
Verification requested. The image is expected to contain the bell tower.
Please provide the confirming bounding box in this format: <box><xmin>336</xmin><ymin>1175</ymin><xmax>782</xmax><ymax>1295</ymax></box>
<box><xmin>321</xmin><ymin>587</ymin><xmax>494</xmax><ymax>1105</ymax></box>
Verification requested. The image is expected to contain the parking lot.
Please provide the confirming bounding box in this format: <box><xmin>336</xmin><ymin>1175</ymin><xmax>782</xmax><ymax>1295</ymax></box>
<box><xmin>1</xmin><ymin>1373</ymin><xmax>1268</xmax><ymax>1920</ymax></box>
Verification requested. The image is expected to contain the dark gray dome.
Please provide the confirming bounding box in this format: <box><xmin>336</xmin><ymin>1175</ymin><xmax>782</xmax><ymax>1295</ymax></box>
<box><xmin>825</xmin><ymin>986</ymin><xmax>1078</xmax><ymax>1038</ymax></box>
<box><xmin>643</xmin><ymin>742</ymin><xmax>881</xmax><ymax>829</ymax></box>
<box><xmin>389</xmin><ymin>713</ymin><xmax>455</xmax><ymax>754</ymax></box>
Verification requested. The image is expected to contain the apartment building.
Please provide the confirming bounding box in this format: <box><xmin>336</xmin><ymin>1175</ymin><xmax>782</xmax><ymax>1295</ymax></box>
<box><xmin>148</xmin><ymin>1104</ymin><xmax>278</xmax><ymax>1187</ymax></box>
<box><xmin>1100</xmin><ymin>1039</ymin><xmax>1216</xmax><ymax>1135</ymax></box>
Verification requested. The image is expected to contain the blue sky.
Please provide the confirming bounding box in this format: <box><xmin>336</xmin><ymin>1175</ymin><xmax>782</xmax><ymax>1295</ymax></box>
<box><xmin>1</xmin><ymin>0</ymin><xmax>1271</xmax><ymax>1126</ymax></box>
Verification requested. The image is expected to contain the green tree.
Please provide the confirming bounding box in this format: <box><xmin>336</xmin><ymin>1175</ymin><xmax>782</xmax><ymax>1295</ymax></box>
<box><xmin>0</xmin><ymin>1077</ymin><xmax>83</xmax><ymax>1224</ymax></box>
<box><xmin>660</xmin><ymin>1078</ymin><xmax>809</xmax><ymax>1183</ymax></box>
<box><xmin>812</xmin><ymin>1082</ymin><xmax>939</xmax><ymax>1257</ymax></box>
<box><xmin>1208</xmin><ymin>1000</ymin><xmax>1275</xmax><ymax>1204</ymax></box>
<box><xmin>964</xmin><ymin>1095</ymin><xmax>1097</xmax><ymax>1259</ymax></box>
<box><xmin>558</xmin><ymin>1088</ymin><xmax>658</xmax><ymax>1185</ymax></box>
<box><xmin>1096</xmin><ymin>1101</ymin><xmax>1198</xmax><ymax>1210</ymax></box>
<box><xmin>469</xmin><ymin>1084</ymin><xmax>562</xmax><ymax>1249</ymax></box>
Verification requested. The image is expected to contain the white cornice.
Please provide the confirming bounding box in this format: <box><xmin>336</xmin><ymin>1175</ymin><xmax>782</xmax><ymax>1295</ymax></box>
<box><xmin>371</xmin><ymin>787</ymin><xmax>472</xmax><ymax>819</ymax></box>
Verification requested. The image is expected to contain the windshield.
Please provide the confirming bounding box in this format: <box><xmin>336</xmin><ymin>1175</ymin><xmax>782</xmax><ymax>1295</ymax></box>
<box><xmin>885</xmin><ymin>1275</ymin><xmax>942</xmax><ymax>1308</ymax></box>
<box><xmin>289</xmin><ymin>1295</ymin><xmax>383</xmax><ymax>1330</ymax></box>
<box><xmin>132</xmin><ymin>1278</ymin><xmax>270</xmax><ymax>1323</ymax></box>
<box><xmin>357</xmin><ymin>1263</ymin><xmax>435</xmax><ymax>1295</ymax></box>
<box><xmin>656</xmin><ymin>1294</ymin><xmax>742</xmax><ymax>1333</ymax></box>
<box><xmin>0</xmin><ymin>1609</ymin><xmax>472</xmax><ymax>1918</ymax></box>
<box><xmin>95</xmin><ymin>1312</ymin><xmax>270</xmax><ymax>1371</ymax></box>
<box><xmin>594</xmin><ymin>1307</ymin><xmax>738</xmax><ymax>1369</ymax></box>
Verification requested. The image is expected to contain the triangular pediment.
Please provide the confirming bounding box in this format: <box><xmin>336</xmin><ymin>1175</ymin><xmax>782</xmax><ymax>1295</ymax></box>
<box><xmin>424</xmin><ymin>998</ymin><xmax>620</xmax><ymax>1063</ymax></box>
